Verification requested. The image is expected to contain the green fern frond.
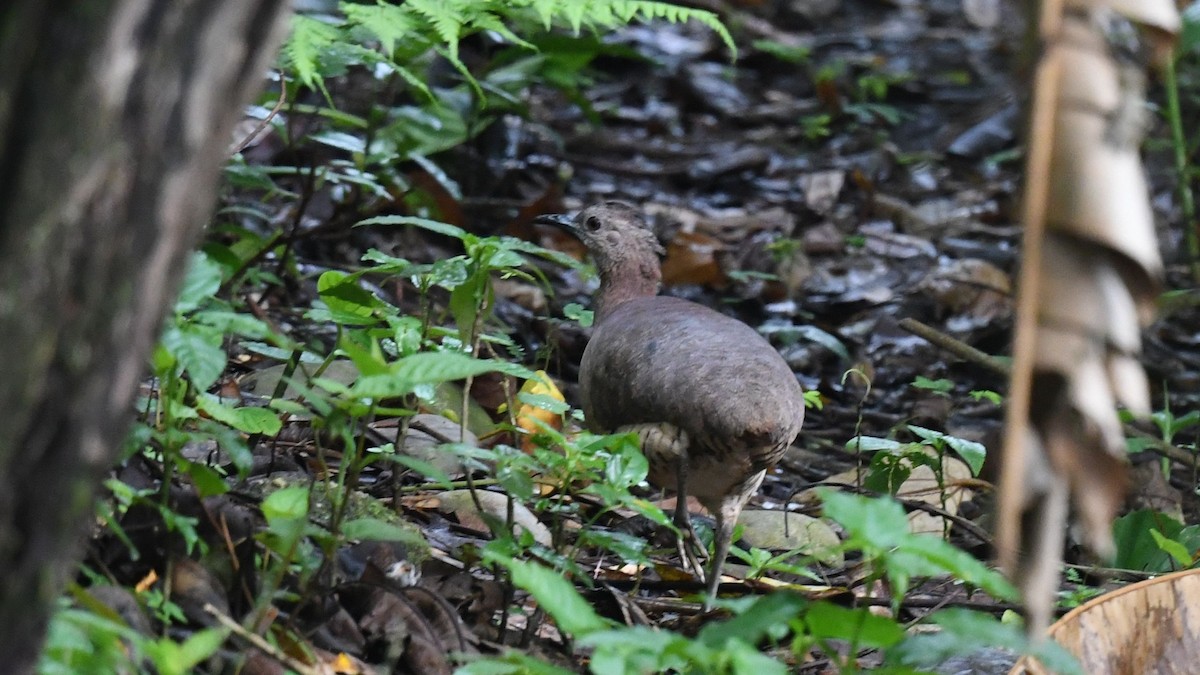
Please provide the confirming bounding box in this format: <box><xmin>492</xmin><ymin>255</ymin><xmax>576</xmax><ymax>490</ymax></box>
<box><xmin>406</xmin><ymin>0</ymin><xmax>466</xmax><ymax>61</ymax></box>
<box><xmin>285</xmin><ymin>15</ymin><xmax>343</xmax><ymax>90</ymax></box>
<box><xmin>343</xmin><ymin>3</ymin><xmax>418</xmax><ymax>55</ymax></box>
<box><xmin>610</xmin><ymin>0</ymin><xmax>736</xmax><ymax>58</ymax></box>
<box><xmin>470</xmin><ymin>13</ymin><xmax>535</xmax><ymax>51</ymax></box>
<box><xmin>528</xmin><ymin>0</ymin><xmax>560</xmax><ymax>30</ymax></box>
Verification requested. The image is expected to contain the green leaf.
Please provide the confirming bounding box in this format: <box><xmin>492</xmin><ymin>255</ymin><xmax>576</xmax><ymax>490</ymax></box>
<box><xmin>699</xmin><ymin>592</ymin><xmax>807</xmax><ymax>648</ymax></box>
<box><xmin>192</xmin><ymin>309</ymin><xmax>278</xmax><ymax>342</ymax></box>
<box><xmin>897</xmin><ymin>535</ymin><xmax>1017</xmax><ymax>601</ymax></box>
<box><xmin>792</xmin><ymin>324</ymin><xmax>850</xmax><ymax>360</ymax></box>
<box><xmin>518</xmin><ymin>392</ymin><xmax>570</xmax><ymax>415</ymax></box>
<box><xmin>752</xmin><ymin>39</ymin><xmax>811</xmax><ymax>64</ymax></box>
<box><xmin>449</xmin><ymin>271</ymin><xmax>488</xmax><ymax>341</ymax></box>
<box><xmin>357</xmin><ymin>214</ymin><xmax>468</xmax><ymax>240</ymax></box>
<box><xmin>349</xmin><ymin>351</ymin><xmax>532</xmax><ymax>398</ymax></box>
<box><xmin>907</xmin><ymin>426</ymin><xmax>987</xmax><ymax>476</ymax></box>
<box><xmin>820</xmin><ymin>489</ymin><xmax>909</xmax><ymax>550</ymax></box>
<box><xmin>145</xmin><ymin>628</ymin><xmax>229</xmax><ymax>675</ymax></box>
<box><xmin>337</xmin><ymin>334</ymin><xmax>390</xmax><ymax>377</ymax></box>
<box><xmin>563</xmin><ymin>302</ymin><xmax>594</xmax><ymax>327</ymax></box>
<box><xmin>341</xmin><ymin>518</ymin><xmax>425</xmax><ymax>546</ymax></box>
<box><xmin>891</xmin><ymin>608</ymin><xmax>1082</xmax><ymax>674</ymax></box>
<box><xmin>1114</xmin><ymin>509</ymin><xmax>1185</xmax><ymax>572</ymax></box>
<box><xmin>968</xmin><ymin>389</ymin><xmax>1002</xmax><ymax>405</ymax></box>
<box><xmin>941</xmin><ymin>435</ymin><xmax>986</xmax><ymax>476</ymax></box>
<box><xmin>160</xmin><ymin>325</ymin><xmax>226</xmax><ymax>391</ymax></box>
<box><xmin>491</xmin><ymin>557</ymin><xmax>610</xmax><ymax>636</ymax></box>
<box><xmin>261</xmin><ymin>486</ymin><xmax>310</xmax><ymax>524</ymax></box>
<box><xmin>195</xmin><ymin>394</ymin><xmax>282</xmax><ymax>435</ymax></box>
<box><xmin>604</xmin><ymin>442</ymin><xmax>649</xmax><ymax>488</ymax></box>
<box><xmin>803</xmin><ymin>601</ymin><xmax>905</xmax><ymax>648</ymax></box>
<box><xmin>285</xmin><ymin>14</ymin><xmax>342</xmax><ymax>91</ymax></box>
<box><xmin>182</xmin><ymin>461</ymin><xmax>230</xmax><ymax>498</ymax></box>
<box><xmin>317</xmin><ymin>271</ymin><xmax>385</xmax><ymax>326</ymax></box>
<box><xmin>309</xmin><ymin>130</ymin><xmax>366</xmax><ymax>153</ymax></box>
<box><xmin>1150</xmin><ymin>528</ymin><xmax>1193</xmax><ymax>568</ymax></box>
<box><xmin>176</xmin><ymin>253</ymin><xmax>223</xmax><ymax>314</ymax></box>
<box><xmin>911</xmin><ymin>376</ymin><xmax>953</xmax><ymax>396</ymax></box>
<box><xmin>846</xmin><ymin>435</ymin><xmax>903</xmax><ymax>453</ymax></box>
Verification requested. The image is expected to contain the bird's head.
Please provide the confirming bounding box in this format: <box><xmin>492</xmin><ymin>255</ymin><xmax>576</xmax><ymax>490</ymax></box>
<box><xmin>536</xmin><ymin>201</ymin><xmax>665</xmax><ymax>282</ymax></box>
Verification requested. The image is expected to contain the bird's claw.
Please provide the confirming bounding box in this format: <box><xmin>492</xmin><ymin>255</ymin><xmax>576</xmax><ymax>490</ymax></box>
<box><xmin>673</xmin><ymin>510</ymin><xmax>709</xmax><ymax>581</ymax></box>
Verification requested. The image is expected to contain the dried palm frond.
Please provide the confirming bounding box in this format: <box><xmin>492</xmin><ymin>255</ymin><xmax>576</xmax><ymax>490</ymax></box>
<box><xmin>998</xmin><ymin>0</ymin><xmax>1179</xmax><ymax>637</ymax></box>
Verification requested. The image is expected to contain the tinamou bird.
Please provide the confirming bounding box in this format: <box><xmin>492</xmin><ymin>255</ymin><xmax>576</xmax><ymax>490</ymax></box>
<box><xmin>539</xmin><ymin>201</ymin><xmax>805</xmax><ymax>605</ymax></box>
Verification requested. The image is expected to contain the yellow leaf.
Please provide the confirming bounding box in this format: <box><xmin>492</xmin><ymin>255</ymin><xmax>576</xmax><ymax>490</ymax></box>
<box><xmin>515</xmin><ymin>370</ymin><xmax>565</xmax><ymax>451</ymax></box>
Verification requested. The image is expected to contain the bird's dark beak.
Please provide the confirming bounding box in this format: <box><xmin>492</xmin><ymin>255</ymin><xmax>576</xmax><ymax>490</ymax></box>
<box><xmin>534</xmin><ymin>213</ymin><xmax>577</xmax><ymax>234</ymax></box>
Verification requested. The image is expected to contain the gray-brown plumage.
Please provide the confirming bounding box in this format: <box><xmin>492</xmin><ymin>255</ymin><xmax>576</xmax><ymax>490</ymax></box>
<box><xmin>539</xmin><ymin>201</ymin><xmax>805</xmax><ymax>604</ymax></box>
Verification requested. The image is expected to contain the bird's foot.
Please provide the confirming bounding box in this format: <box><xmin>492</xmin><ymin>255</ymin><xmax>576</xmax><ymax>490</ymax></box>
<box><xmin>672</xmin><ymin>509</ymin><xmax>709</xmax><ymax>581</ymax></box>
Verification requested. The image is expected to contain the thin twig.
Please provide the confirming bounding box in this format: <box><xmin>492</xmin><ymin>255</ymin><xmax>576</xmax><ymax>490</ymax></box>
<box><xmin>228</xmin><ymin>70</ymin><xmax>288</xmax><ymax>156</ymax></box>
<box><xmin>897</xmin><ymin>318</ymin><xmax>1007</xmax><ymax>375</ymax></box>
<box><xmin>203</xmin><ymin>602</ymin><xmax>320</xmax><ymax>675</ymax></box>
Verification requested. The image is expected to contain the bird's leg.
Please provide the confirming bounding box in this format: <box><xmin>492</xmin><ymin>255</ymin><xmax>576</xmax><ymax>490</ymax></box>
<box><xmin>672</xmin><ymin>454</ymin><xmax>707</xmax><ymax>580</ymax></box>
<box><xmin>704</xmin><ymin>498</ymin><xmax>741</xmax><ymax>609</ymax></box>
<box><xmin>703</xmin><ymin>470</ymin><xmax>765</xmax><ymax>609</ymax></box>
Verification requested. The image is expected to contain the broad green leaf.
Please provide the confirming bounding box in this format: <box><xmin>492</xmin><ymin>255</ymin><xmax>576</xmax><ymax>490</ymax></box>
<box><xmin>317</xmin><ymin>270</ymin><xmax>385</xmax><ymax>326</ymax></box>
<box><xmin>604</xmin><ymin>443</ymin><xmax>649</xmax><ymax>488</ymax></box>
<box><xmin>897</xmin><ymin>535</ymin><xmax>1017</xmax><ymax>601</ymax></box>
<box><xmin>309</xmin><ymin>130</ymin><xmax>366</xmax><ymax>153</ymax></box>
<box><xmin>192</xmin><ymin>309</ymin><xmax>279</xmax><ymax>342</ymax></box>
<box><xmin>699</xmin><ymin>592</ymin><xmax>807</xmax><ymax>648</ymax></box>
<box><xmin>357</xmin><ymin>214</ymin><xmax>468</xmax><ymax>240</ymax></box>
<box><xmin>907</xmin><ymin>426</ymin><xmax>987</xmax><ymax>476</ymax></box>
<box><xmin>846</xmin><ymin>435</ymin><xmax>903</xmax><ymax>453</ymax></box>
<box><xmin>1114</xmin><ymin>509</ymin><xmax>1185</xmax><ymax>572</ymax></box>
<box><xmin>175</xmin><ymin>253</ymin><xmax>223</xmax><ymax>314</ymax></box>
<box><xmin>337</xmin><ymin>334</ymin><xmax>390</xmax><ymax>377</ymax></box>
<box><xmin>912</xmin><ymin>376</ymin><xmax>953</xmax><ymax>395</ymax></box>
<box><xmin>940</xmin><ymin>434</ymin><xmax>986</xmax><ymax>476</ymax></box>
<box><xmin>563</xmin><ymin>302</ymin><xmax>594</xmax><ymax>327</ymax></box>
<box><xmin>341</xmin><ymin>518</ymin><xmax>425</xmax><ymax>546</ymax></box>
<box><xmin>349</xmin><ymin>352</ymin><xmax>532</xmax><ymax>398</ymax></box>
<box><xmin>803</xmin><ymin>601</ymin><xmax>905</xmax><ymax>648</ymax></box>
<box><xmin>493</xmin><ymin>558</ymin><xmax>610</xmax><ymax>636</ymax></box>
<box><xmin>144</xmin><ymin>627</ymin><xmax>228</xmax><ymax>675</ymax></box>
<box><xmin>518</xmin><ymin>392</ymin><xmax>570</xmax><ymax>415</ymax></box>
<box><xmin>890</xmin><ymin>608</ymin><xmax>1082</xmax><ymax>675</ymax></box>
<box><xmin>819</xmin><ymin>489</ymin><xmax>909</xmax><ymax>549</ymax></box>
<box><xmin>160</xmin><ymin>325</ymin><xmax>226</xmax><ymax>391</ymax></box>
<box><xmin>182</xmin><ymin>461</ymin><xmax>230</xmax><ymax>498</ymax></box>
<box><xmin>793</xmin><ymin>324</ymin><xmax>850</xmax><ymax>360</ymax></box>
<box><xmin>195</xmin><ymin>394</ymin><xmax>281</xmax><ymax>435</ymax></box>
<box><xmin>261</xmin><ymin>486</ymin><xmax>309</xmax><ymax>524</ymax></box>
<box><xmin>1150</xmin><ymin>528</ymin><xmax>1193</xmax><ymax>568</ymax></box>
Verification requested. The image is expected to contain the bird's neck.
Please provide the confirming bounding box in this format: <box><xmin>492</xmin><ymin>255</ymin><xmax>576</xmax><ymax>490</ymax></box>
<box><xmin>596</xmin><ymin>261</ymin><xmax>661</xmax><ymax>322</ymax></box>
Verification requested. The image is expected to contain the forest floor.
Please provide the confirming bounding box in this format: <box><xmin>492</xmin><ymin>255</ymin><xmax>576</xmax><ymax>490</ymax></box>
<box><xmin>64</xmin><ymin>1</ymin><xmax>1200</xmax><ymax>673</ymax></box>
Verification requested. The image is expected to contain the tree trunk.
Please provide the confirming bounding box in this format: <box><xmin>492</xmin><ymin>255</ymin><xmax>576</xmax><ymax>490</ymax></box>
<box><xmin>0</xmin><ymin>2</ymin><xmax>290</xmax><ymax>670</ymax></box>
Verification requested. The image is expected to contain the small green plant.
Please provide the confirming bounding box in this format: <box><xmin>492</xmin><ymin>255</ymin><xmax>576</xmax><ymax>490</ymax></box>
<box><xmin>912</xmin><ymin>375</ymin><xmax>954</xmax><ymax>397</ymax></box>
<box><xmin>40</xmin><ymin>596</ymin><xmax>229</xmax><ymax>675</ymax></box>
<box><xmin>1058</xmin><ymin>567</ymin><xmax>1103</xmax><ymax>610</ymax></box>
<box><xmin>464</xmin><ymin>491</ymin><xmax>1079</xmax><ymax>674</ymax></box>
<box><xmin>847</xmin><ymin>425</ymin><xmax>986</xmax><ymax>494</ymax></box>
<box><xmin>969</xmin><ymin>389</ymin><xmax>1002</xmax><ymax>405</ymax></box>
<box><xmin>1112</xmin><ymin>509</ymin><xmax>1200</xmax><ymax>573</ymax></box>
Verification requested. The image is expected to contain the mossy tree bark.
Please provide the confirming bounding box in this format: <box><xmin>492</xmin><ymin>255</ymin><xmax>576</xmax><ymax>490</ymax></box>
<box><xmin>0</xmin><ymin>2</ymin><xmax>289</xmax><ymax>670</ymax></box>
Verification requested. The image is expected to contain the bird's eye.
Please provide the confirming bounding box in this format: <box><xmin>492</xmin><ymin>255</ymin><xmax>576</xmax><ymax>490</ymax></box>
<box><xmin>584</xmin><ymin>215</ymin><xmax>602</xmax><ymax>232</ymax></box>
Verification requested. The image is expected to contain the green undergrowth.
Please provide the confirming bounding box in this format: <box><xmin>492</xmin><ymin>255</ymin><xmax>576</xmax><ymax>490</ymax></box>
<box><xmin>33</xmin><ymin>0</ymin><xmax>1161</xmax><ymax>672</ymax></box>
